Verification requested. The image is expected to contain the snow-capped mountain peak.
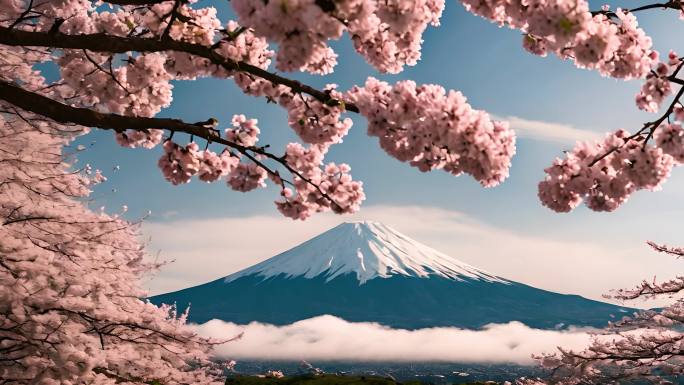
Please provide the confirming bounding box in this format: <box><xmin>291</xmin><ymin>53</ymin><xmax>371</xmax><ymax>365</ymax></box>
<box><xmin>154</xmin><ymin>221</ymin><xmax>629</xmax><ymax>329</ymax></box>
<box><xmin>224</xmin><ymin>221</ymin><xmax>507</xmax><ymax>284</ymax></box>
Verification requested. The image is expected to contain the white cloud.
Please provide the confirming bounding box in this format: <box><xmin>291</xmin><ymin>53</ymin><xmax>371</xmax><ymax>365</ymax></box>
<box><xmin>495</xmin><ymin>115</ymin><xmax>602</xmax><ymax>143</ymax></box>
<box><xmin>192</xmin><ymin>315</ymin><xmax>594</xmax><ymax>364</ymax></box>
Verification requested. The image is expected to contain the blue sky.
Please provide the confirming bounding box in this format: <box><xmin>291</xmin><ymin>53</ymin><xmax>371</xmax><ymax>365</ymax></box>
<box><xmin>72</xmin><ymin>1</ymin><xmax>684</xmax><ymax>301</ymax></box>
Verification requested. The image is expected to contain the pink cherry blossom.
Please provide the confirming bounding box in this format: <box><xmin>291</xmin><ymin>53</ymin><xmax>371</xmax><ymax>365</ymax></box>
<box><xmin>158</xmin><ymin>141</ymin><xmax>201</xmax><ymax>185</ymax></box>
<box><xmin>636</xmin><ymin>51</ymin><xmax>680</xmax><ymax>112</ymax></box>
<box><xmin>226</xmin><ymin>114</ymin><xmax>261</xmax><ymax>147</ymax></box>
<box><xmin>347</xmin><ymin>77</ymin><xmax>516</xmax><ymax>187</ymax></box>
<box><xmin>231</xmin><ymin>0</ymin><xmax>444</xmax><ymax>74</ymax></box>
<box><xmin>198</xmin><ymin>150</ymin><xmax>239</xmax><ymax>182</ymax></box>
<box><xmin>115</xmin><ymin>128</ymin><xmax>164</xmax><ymax>149</ymax></box>
<box><xmin>286</xmin><ymin>90</ymin><xmax>353</xmax><ymax>147</ymax></box>
<box><xmin>655</xmin><ymin>123</ymin><xmax>684</xmax><ymax>162</ymax></box>
<box><xmin>461</xmin><ymin>0</ymin><xmax>657</xmax><ymax>80</ymax></box>
<box><xmin>275</xmin><ymin>143</ymin><xmax>365</xmax><ymax>220</ymax></box>
<box><xmin>227</xmin><ymin>162</ymin><xmax>268</xmax><ymax>192</ymax></box>
<box><xmin>539</xmin><ymin>130</ymin><xmax>675</xmax><ymax>212</ymax></box>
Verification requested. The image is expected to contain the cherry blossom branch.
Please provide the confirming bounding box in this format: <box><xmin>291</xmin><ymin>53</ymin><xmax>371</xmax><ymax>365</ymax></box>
<box><xmin>0</xmin><ymin>26</ymin><xmax>359</xmax><ymax>113</ymax></box>
<box><xmin>8</xmin><ymin>0</ymin><xmax>35</xmax><ymax>30</ymax></box>
<box><xmin>612</xmin><ymin>276</ymin><xmax>684</xmax><ymax>300</ymax></box>
<box><xmin>605</xmin><ymin>241</ymin><xmax>684</xmax><ymax>301</ymax></box>
<box><xmin>0</xmin><ymin>81</ymin><xmax>227</xmax><ymax>141</ymax></box>
<box><xmin>538</xmin><ymin>53</ymin><xmax>684</xmax><ymax>213</ymax></box>
<box><xmin>3</xmin><ymin>216</ymin><xmax>55</xmax><ymax>225</ymax></box>
<box><xmin>0</xmin><ymin>80</ymin><xmax>346</xmax><ymax>210</ymax></box>
<box><xmin>592</xmin><ymin>0</ymin><xmax>682</xmax><ymax>16</ymax></box>
<box><xmin>540</xmin><ymin>309</ymin><xmax>684</xmax><ymax>384</ymax></box>
<box><xmin>92</xmin><ymin>367</ymin><xmax>147</xmax><ymax>383</ymax></box>
<box><xmin>538</xmin><ymin>243</ymin><xmax>684</xmax><ymax>384</ymax></box>
<box><xmin>602</xmin><ymin>242</ymin><xmax>684</xmax><ymax>301</ymax></box>
<box><xmin>588</xmin><ymin>74</ymin><xmax>684</xmax><ymax>167</ymax></box>
<box><xmin>99</xmin><ymin>0</ymin><xmax>170</xmax><ymax>4</ymax></box>
<box><xmin>160</xmin><ymin>0</ymin><xmax>183</xmax><ymax>41</ymax></box>
<box><xmin>647</xmin><ymin>241</ymin><xmax>684</xmax><ymax>257</ymax></box>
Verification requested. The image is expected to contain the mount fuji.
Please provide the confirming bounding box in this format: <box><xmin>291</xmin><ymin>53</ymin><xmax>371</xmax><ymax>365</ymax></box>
<box><xmin>150</xmin><ymin>221</ymin><xmax>631</xmax><ymax>329</ymax></box>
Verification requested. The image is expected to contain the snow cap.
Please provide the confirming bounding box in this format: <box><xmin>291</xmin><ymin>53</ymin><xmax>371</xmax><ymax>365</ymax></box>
<box><xmin>224</xmin><ymin>221</ymin><xmax>507</xmax><ymax>284</ymax></box>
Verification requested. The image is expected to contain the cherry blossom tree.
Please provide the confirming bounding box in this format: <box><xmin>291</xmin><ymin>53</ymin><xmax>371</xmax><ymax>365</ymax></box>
<box><xmin>520</xmin><ymin>241</ymin><xmax>684</xmax><ymax>384</ymax></box>
<box><xmin>0</xmin><ymin>113</ymin><xmax>234</xmax><ymax>383</ymax></box>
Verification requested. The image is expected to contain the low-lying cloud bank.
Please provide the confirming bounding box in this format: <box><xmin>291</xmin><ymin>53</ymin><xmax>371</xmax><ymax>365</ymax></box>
<box><xmin>192</xmin><ymin>315</ymin><xmax>594</xmax><ymax>364</ymax></box>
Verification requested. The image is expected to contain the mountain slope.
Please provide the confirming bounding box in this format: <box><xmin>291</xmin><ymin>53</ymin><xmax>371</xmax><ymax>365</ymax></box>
<box><xmin>150</xmin><ymin>221</ymin><xmax>631</xmax><ymax>329</ymax></box>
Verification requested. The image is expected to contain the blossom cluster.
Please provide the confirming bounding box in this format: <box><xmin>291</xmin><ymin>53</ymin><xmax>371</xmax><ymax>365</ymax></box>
<box><xmin>231</xmin><ymin>77</ymin><xmax>354</xmax><ymax>150</ymax></box>
<box><xmin>228</xmin><ymin>162</ymin><xmax>268</xmax><ymax>192</ymax></box>
<box><xmin>198</xmin><ymin>149</ymin><xmax>239</xmax><ymax>182</ymax></box>
<box><xmin>231</xmin><ymin>0</ymin><xmax>444</xmax><ymax>74</ymax></box>
<box><xmin>636</xmin><ymin>51</ymin><xmax>680</xmax><ymax>112</ymax></box>
<box><xmin>58</xmin><ymin>51</ymin><xmax>173</xmax><ymax>118</ymax></box>
<box><xmin>655</xmin><ymin>122</ymin><xmax>684</xmax><ymax>163</ymax></box>
<box><xmin>275</xmin><ymin>143</ymin><xmax>365</xmax><ymax>220</ymax></box>
<box><xmin>287</xmin><ymin>86</ymin><xmax>353</xmax><ymax>146</ymax></box>
<box><xmin>156</xmin><ymin>117</ymin><xmax>266</xmax><ymax>191</ymax></box>
<box><xmin>115</xmin><ymin>128</ymin><xmax>164</xmax><ymax>149</ymax></box>
<box><xmin>141</xmin><ymin>3</ymin><xmax>221</xmax><ymax>44</ymax></box>
<box><xmin>158</xmin><ymin>140</ymin><xmax>203</xmax><ymax>185</ymax></box>
<box><xmin>168</xmin><ymin>20</ymin><xmax>275</xmax><ymax>80</ymax></box>
<box><xmin>226</xmin><ymin>114</ymin><xmax>260</xmax><ymax>146</ymax></box>
<box><xmin>148</xmin><ymin>113</ymin><xmax>363</xmax><ymax>217</ymax></box>
<box><xmin>347</xmin><ymin>77</ymin><xmax>516</xmax><ymax>187</ymax></box>
<box><xmin>462</xmin><ymin>0</ymin><xmax>656</xmax><ymax>79</ymax></box>
<box><xmin>538</xmin><ymin>129</ymin><xmax>679</xmax><ymax>212</ymax></box>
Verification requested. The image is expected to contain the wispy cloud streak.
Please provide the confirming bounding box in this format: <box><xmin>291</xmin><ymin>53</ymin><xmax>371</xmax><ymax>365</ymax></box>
<box><xmin>495</xmin><ymin>115</ymin><xmax>602</xmax><ymax>143</ymax></box>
